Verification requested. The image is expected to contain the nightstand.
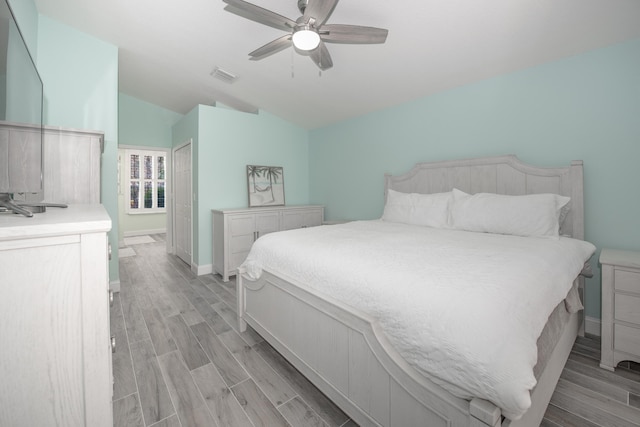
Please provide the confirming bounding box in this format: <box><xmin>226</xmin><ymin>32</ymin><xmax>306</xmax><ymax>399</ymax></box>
<box><xmin>600</xmin><ymin>248</ymin><xmax>640</xmax><ymax>371</ymax></box>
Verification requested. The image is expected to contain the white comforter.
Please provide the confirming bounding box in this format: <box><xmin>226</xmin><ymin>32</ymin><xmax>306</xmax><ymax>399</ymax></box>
<box><xmin>241</xmin><ymin>221</ymin><xmax>596</xmax><ymax>420</ymax></box>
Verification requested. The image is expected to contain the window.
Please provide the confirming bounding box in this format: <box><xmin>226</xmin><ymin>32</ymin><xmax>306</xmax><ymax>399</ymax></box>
<box><xmin>125</xmin><ymin>149</ymin><xmax>167</xmax><ymax>213</ymax></box>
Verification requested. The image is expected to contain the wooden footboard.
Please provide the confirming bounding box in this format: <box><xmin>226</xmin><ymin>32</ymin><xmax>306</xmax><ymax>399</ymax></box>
<box><xmin>238</xmin><ymin>268</ymin><xmax>575</xmax><ymax>427</ymax></box>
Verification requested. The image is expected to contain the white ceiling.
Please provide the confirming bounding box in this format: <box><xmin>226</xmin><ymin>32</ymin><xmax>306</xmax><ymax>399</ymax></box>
<box><xmin>33</xmin><ymin>0</ymin><xmax>640</xmax><ymax>129</ymax></box>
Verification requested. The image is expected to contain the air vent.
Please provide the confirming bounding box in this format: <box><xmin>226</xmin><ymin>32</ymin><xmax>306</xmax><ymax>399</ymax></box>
<box><xmin>211</xmin><ymin>67</ymin><xmax>238</xmax><ymax>84</ymax></box>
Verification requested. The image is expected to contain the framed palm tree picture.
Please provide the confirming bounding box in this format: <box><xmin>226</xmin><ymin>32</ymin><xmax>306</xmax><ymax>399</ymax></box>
<box><xmin>247</xmin><ymin>165</ymin><xmax>285</xmax><ymax>207</ymax></box>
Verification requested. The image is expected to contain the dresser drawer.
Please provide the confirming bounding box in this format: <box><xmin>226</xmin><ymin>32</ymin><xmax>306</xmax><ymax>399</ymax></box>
<box><xmin>614</xmin><ymin>323</ymin><xmax>640</xmax><ymax>356</ymax></box>
<box><xmin>615</xmin><ymin>293</ymin><xmax>640</xmax><ymax>325</ymax></box>
<box><xmin>615</xmin><ymin>269</ymin><xmax>640</xmax><ymax>294</ymax></box>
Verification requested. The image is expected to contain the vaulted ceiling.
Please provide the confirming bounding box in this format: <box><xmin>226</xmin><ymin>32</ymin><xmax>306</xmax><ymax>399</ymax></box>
<box><xmin>34</xmin><ymin>0</ymin><xmax>640</xmax><ymax>129</ymax></box>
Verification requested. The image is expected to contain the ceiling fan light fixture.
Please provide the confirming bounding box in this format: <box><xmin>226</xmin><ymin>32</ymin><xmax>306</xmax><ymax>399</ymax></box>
<box><xmin>292</xmin><ymin>27</ymin><xmax>320</xmax><ymax>51</ymax></box>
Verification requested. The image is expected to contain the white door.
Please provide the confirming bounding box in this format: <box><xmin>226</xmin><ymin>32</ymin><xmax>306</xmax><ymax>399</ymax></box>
<box><xmin>173</xmin><ymin>142</ymin><xmax>192</xmax><ymax>266</ymax></box>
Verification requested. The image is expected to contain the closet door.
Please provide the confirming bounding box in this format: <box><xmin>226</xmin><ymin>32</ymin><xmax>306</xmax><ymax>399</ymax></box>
<box><xmin>174</xmin><ymin>142</ymin><xmax>192</xmax><ymax>266</ymax></box>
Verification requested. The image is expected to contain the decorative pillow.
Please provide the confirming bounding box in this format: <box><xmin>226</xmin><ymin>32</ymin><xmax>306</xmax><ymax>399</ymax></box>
<box><xmin>450</xmin><ymin>188</ymin><xmax>570</xmax><ymax>238</ymax></box>
<box><xmin>382</xmin><ymin>189</ymin><xmax>452</xmax><ymax>228</ymax></box>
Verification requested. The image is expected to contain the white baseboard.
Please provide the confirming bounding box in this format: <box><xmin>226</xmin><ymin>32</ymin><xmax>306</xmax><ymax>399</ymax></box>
<box><xmin>110</xmin><ymin>279</ymin><xmax>121</xmax><ymax>293</ymax></box>
<box><xmin>194</xmin><ymin>263</ymin><xmax>213</xmax><ymax>276</ymax></box>
<box><xmin>123</xmin><ymin>228</ymin><xmax>166</xmax><ymax>238</ymax></box>
<box><xmin>584</xmin><ymin>315</ymin><xmax>601</xmax><ymax>336</ymax></box>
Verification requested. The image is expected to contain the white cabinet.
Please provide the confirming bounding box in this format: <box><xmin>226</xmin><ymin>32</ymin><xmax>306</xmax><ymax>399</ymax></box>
<box><xmin>0</xmin><ymin>205</ymin><xmax>113</xmax><ymax>426</ymax></box>
<box><xmin>600</xmin><ymin>248</ymin><xmax>640</xmax><ymax>371</ymax></box>
<box><xmin>212</xmin><ymin>205</ymin><xmax>324</xmax><ymax>281</ymax></box>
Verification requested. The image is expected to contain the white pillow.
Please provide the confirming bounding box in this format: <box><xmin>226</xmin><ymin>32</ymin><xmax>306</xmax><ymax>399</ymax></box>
<box><xmin>382</xmin><ymin>189</ymin><xmax>452</xmax><ymax>228</ymax></box>
<box><xmin>450</xmin><ymin>188</ymin><xmax>570</xmax><ymax>238</ymax></box>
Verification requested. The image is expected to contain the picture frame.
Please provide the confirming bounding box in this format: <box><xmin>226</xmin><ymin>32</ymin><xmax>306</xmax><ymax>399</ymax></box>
<box><xmin>247</xmin><ymin>165</ymin><xmax>285</xmax><ymax>207</ymax></box>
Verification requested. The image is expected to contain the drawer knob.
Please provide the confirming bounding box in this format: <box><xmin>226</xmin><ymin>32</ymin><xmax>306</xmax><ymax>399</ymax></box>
<box><xmin>111</xmin><ymin>336</ymin><xmax>116</xmax><ymax>353</ymax></box>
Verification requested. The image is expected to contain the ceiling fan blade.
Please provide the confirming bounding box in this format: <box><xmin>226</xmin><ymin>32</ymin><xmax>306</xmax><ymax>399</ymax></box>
<box><xmin>320</xmin><ymin>24</ymin><xmax>388</xmax><ymax>44</ymax></box>
<box><xmin>309</xmin><ymin>40</ymin><xmax>333</xmax><ymax>70</ymax></box>
<box><xmin>249</xmin><ymin>35</ymin><xmax>292</xmax><ymax>60</ymax></box>
<box><xmin>223</xmin><ymin>0</ymin><xmax>295</xmax><ymax>32</ymax></box>
<box><xmin>303</xmin><ymin>0</ymin><xmax>339</xmax><ymax>27</ymax></box>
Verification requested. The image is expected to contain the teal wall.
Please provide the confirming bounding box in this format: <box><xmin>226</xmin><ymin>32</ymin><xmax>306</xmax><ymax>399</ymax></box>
<box><xmin>172</xmin><ymin>105</ymin><xmax>309</xmax><ymax>270</ymax></box>
<box><xmin>37</xmin><ymin>15</ymin><xmax>120</xmax><ymax>282</ymax></box>
<box><xmin>6</xmin><ymin>0</ymin><xmax>38</xmax><ymax>56</ymax></box>
<box><xmin>309</xmin><ymin>38</ymin><xmax>640</xmax><ymax>320</ymax></box>
<box><xmin>118</xmin><ymin>93</ymin><xmax>183</xmax><ymax>241</ymax></box>
<box><xmin>119</xmin><ymin>93</ymin><xmax>183</xmax><ymax>148</ymax></box>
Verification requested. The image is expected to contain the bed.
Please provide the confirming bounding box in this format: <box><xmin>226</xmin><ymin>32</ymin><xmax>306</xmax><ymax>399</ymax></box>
<box><xmin>236</xmin><ymin>155</ymin><xmax>595</xmax><ymax>427</ymax></box>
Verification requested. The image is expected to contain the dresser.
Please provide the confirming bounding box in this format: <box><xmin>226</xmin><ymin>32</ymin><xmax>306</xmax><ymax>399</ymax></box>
<box><xmin>0</xmin><ymin>205</ymin><xmax>113</xmax><ymax>426</ymax></box>
<box><xmin>600</xmin><ymin>248</ymin><xmax>640</xmax><ymax>371</ymax></box>
<box><xmin>212</xmin><ymin>205</ymin><xmax>324</xmax><ymax>281</ymax></box>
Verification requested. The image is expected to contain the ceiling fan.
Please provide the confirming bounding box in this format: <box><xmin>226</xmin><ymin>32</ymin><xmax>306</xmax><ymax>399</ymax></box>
<box><xmin>222</xmin><ymin>0</ymin><xmax>388</xmax><ymax>70</ymax></box>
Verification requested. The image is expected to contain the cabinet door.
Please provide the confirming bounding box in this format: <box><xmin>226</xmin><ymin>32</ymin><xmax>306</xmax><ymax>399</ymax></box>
<box><xmin>228</xmin><ymin>214</ymin><xmax>256</xmax><ymax>271</ymax></box>
<box><xmin>282</xmin><ymin>208</ymin><xmax>323</xmax><ymax>230</ymax></box>
<box><xmin>303</xmin><ymin>208</ymin><xmax>323</xmax><ymax>227</ymax></box>
<box><xmin>0</xmin><ymin>238</ymin><xmax>84</xmax><ymax>426</ymax></box>
<box><xmin>255</xmin><ymin>211</ymin><xmax>280</xmax><ymax>237</ymax></box>
<box><xmin>281</xmin><ymin>210</ymin><xmax>305</xmax><ymax>230</ymax></box>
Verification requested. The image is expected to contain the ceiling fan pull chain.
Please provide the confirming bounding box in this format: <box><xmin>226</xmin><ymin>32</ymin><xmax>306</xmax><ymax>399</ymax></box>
<box><xmin>291</xmin><ymin>47</ymin><xmax>295</xmax><ymax>78</ymax></box>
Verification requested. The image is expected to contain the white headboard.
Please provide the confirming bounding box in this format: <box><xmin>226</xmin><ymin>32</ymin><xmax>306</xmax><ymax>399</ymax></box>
<box><xmin>384</xmin><ymin>155</ymin><xmax>585</xmax><ymax>240</ymax></box>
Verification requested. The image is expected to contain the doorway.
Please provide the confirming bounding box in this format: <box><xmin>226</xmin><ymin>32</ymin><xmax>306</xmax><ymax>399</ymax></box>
<box><xmin>173</xmin><ymin>140</ymin><xmax>192</xmax><ymax>266</ymax></box>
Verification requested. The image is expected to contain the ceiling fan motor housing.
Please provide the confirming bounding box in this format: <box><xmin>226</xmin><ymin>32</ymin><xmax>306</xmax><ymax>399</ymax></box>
<box><xmin>297</xmin><ymin>0</ymin><xmax>309</xmax><ymax>14</ymax></box>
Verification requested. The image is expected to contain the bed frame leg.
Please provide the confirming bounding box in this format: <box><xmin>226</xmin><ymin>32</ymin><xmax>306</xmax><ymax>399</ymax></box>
<box><xmin>577</xmin><ymin>276</ymin><xmax>586</xmax><ymax>337</ymax></box>
<box><xmin>237</xmin><ymin>269</ymin><xmax>247</xmax><ymax>332</ymax></box>
<box><xmin>470</xmin><ymin>398</ymin><xmax>501</xmax><ymax>427</ymax></box>
<box><xmin>238</xmin><ymin>316</ymin><xmax>247</xmax><ymax>333</ymax></box>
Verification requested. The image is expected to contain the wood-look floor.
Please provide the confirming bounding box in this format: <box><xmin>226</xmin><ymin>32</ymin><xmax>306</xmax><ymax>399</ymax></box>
<box><xmin>542</xmin><ymin>336</ymin><xmax>640</xmax><ymax>427</ymax></box>
<box><xmin>113</xmin><ymin>235</ymin><xmax>640</xmax><ymax>427</ymax></box>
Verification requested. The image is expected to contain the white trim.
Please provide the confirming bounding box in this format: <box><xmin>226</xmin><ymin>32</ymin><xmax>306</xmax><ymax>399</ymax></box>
<box><xmin>584</xmin><ymin>315</ymin><xmax>601</xmax><ymax>336</ymax></box>
<box><xmin>110</xmin><ymin>279</ymin><xmax>121</xmax><ymax>293</ymax></box>
<box><xmin>124</xmin><ymin>148</ymin><xmax>168</xmax><ymax>214</ymax></box>
<box><xmin>194</xmin><ymin>263</ymin><xmax>212</xmax><ymax>276</ymax></box>
<box><xmin>126</xmin><ymin>210</ymin><xmax>166</xmax><ymax>216</ymax></box>
<box><xmin>118</xmin><ymin>144</ymin><xmax>170</xmax><ymax>152</ymax></box>
<box><xmin>123</xmin><ymin>229</ymin><xmax>166</xmax><ymax>238</ymax></box>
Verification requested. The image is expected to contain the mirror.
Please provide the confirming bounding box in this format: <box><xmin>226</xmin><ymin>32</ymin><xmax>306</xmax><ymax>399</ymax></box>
<box><xmin>0</xmin><ymin>0</ymin><xmax>44</xmax><ymax>216</ymax></box>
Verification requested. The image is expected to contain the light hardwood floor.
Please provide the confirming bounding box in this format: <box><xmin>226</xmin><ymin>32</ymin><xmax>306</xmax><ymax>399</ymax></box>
<box><xmin>113</xmin><ymin>235</ymin><xmax>640</xmax><ymax>427</ymax></box>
